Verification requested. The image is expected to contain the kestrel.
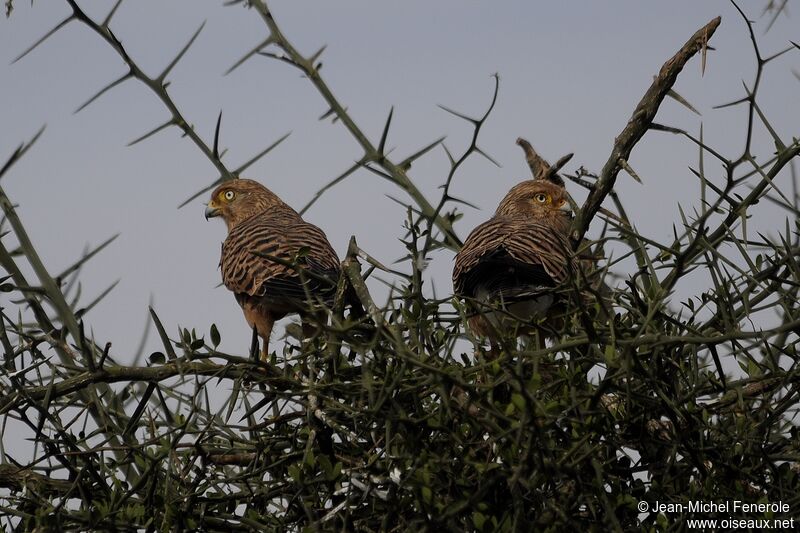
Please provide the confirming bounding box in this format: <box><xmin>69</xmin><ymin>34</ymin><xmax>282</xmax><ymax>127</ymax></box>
<box><xmin>205</xmin><ymin>179</ymin><xmax>340</xmax><ymax>360</ymax></box>
<box><xmin>453</xmin><ymin>177</ymin><xmax>576</xmax><ymax>353</ymax></box>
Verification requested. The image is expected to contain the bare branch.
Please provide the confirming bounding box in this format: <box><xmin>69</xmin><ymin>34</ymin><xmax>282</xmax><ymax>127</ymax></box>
<box><xmin>571</xmin><ymin>16</ymin><xmax>722</xmax><ymax>244</ymax></box>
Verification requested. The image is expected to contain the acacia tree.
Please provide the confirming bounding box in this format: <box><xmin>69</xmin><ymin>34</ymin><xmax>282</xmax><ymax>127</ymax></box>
<box><xmin>1</xmin><ymin>1</ymin><xmax>799</xmax><ymax>531</ymax></box>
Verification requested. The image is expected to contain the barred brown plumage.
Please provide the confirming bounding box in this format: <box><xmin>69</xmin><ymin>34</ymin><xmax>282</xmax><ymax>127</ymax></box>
<box><xmin>453</xmin><ymin>178</ymin><xmax>576</xmax><ymax>354</ymax></box>
<box><xmin>205</xmin><ymin>178</ymin><xmax>340</xmax><ymax>360</ymax></box>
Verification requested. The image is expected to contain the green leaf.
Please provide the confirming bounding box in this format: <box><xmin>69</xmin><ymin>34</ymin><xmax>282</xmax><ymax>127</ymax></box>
<box><xmin>330</xmin><ymin>461</ymin><xmax>342</xmax><ymax>481</ymax></box>
<box><xmin>473</xmin><ymin>511</ymin><xmax>486</xmax><ymax>530</ymax></box>
<box><xmin>317</xmin><ymin>455</ymin><xmax>332</xmax><ymax>476</ymax></box>
<box><xmin>604</xmin><ymin>344</ymin><xmax>617</xmax><ymax>364</ymax></box>
<box><xmin>511</xmin><ymin>393</ymin><xmax>525</xmax><ymax>411</ymax></box>
<box><xmin>421</xmin><ymin>486</ymin><xmax>432</xmax><ymax>503</ymax></box>
<box><xmin>304</xmin><ymin>449</ymin><xmax>316</xmax><ymax>467</ymax></box>
<box><xmin>288</xmin><ymin>463</ymin><xmax>302</xmax><ymax>483</ymax></box>
<box><xmin>210</xmin><ymin>323</ymin><xmax>221</xmax><ymax>347</ymax></box>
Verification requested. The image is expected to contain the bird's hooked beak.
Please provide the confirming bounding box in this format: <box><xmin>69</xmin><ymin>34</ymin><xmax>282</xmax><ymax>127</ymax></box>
<box><xmin>558</xmin><ymin>200</ymin><xmax>574</xmax><ymax>218</ymax></box>
<box><xmin>204</xmin><ymin>203</ymin><xmax>221</xmax><ymax>220</ymax></box>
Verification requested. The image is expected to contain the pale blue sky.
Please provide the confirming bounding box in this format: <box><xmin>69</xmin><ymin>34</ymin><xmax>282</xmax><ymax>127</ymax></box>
<box><xmin>1</xmin><ymin>1</ymin><xmax>798</xmax><ymax>361</ymax></box>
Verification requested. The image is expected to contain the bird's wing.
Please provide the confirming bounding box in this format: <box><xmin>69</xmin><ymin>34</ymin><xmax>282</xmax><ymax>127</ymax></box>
<box><xmin>453</xmin><ymin>216</ymin><xmax>573</xmax><ymax>298</ymax></box>
<box><xmin>221</xmin><ymin>208</ymin><xmax>340</xmax><ymax>306</ymax></box>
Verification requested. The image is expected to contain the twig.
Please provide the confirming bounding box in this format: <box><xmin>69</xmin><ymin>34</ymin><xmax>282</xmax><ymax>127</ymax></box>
<box><xmin>571</xmin><ymin>16</ymin><xmax>722</xmax><ymax>244</ymax></box>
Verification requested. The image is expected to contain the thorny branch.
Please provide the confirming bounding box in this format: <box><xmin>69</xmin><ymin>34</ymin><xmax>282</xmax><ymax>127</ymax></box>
<box><xmin>239</xmin><ymin>0</ymin><xmax>463</xmax><ymax>249</ymax></box>
<box><xmin>571</xmin><ymin>16</ymin><xmax>721</xmax><ymax>244</ymax></box>
<box><xmin>15</xmin><ymin>0</ymin><xmax>290</xmax><ymax>209</ymax></box>
<box><xmin>2</xmin><ymin>2</ymin><xmax>800</xmax><ymax>530</ymax></box>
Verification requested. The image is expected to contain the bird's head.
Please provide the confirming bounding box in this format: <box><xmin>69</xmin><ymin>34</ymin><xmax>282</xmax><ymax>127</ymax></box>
<box><xmin>495</xmin><ymin>179</ymin><xmax>573</xmax><ymax>230</ymax></box>
<box><xmin>205</xmin><ymin>179</ymin><xmax>285</xmax><ymax>231</ymax></box>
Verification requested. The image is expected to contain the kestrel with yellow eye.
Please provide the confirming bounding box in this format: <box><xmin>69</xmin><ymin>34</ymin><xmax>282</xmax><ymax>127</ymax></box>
<box><xmin>453</xmin><ymin>175</ymin><xmax>576</xmax><ymax>354</ymax></box>
<box><xmin>205</xmin><ymin>179</ymin><xmax>340</xmax><ymax>360</ymax></box>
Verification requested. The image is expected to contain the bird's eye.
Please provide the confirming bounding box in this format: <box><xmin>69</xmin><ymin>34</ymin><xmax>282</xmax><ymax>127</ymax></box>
<box><xmin>223</xmin><ymin>190</ymin><xmax>235</xmax><ymax>201</ymax></box>
<box><xmin>534</xmin><ymin>193</ymin><xmax>548</xmax><ymax>203</ymax></box>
